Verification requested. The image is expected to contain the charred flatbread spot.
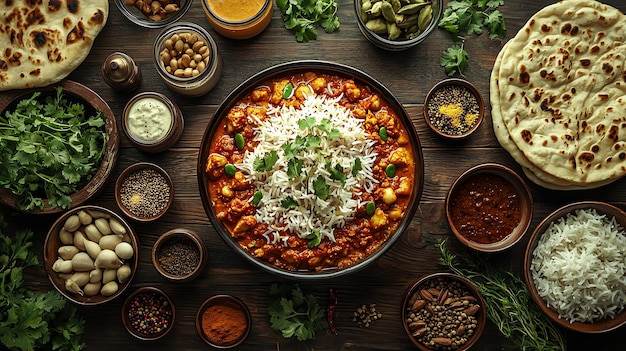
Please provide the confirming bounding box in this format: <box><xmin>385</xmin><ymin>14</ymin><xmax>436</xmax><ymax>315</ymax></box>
<box><xmin>89</xmin><ymin>9</ymin><xmax>106</xmax><ymax>25</ymax></box>
<box><xmin>591</xmin><ymin>45</ymin><xmax>600</xmax><ymax>54</ymax></box>
<box><xmin>620</xmin><ymin>152</ymin><xmax>626</xmax><ymax>160</ymax></box>
<box><xmin>565</xmin><ymin>134</ymin><xmax>573</xmax><ymax>141</ymax></box>
<box><xmin>520</xmin><ymin>71</ymin><xmax>530</xmax><ymax>84</ymax></box>
<box><xmin>568</xmin><ymin>157</ymin><xmax>577</xmax><ymax>169</ymax></box>
<box><xmin>26</xmin><ymin>0</ymin><xmax>41</xmax><ymax>6</ymax></box>
<box><xmin>608</xmin><ymin>125</ymin><xmax>619</xmax><ymax>142</ymax></box>
<box><xmin>32</xmin><ymin>31</ymin><xmax>47</xmax><ymax>47</ymax></box>
<box><xmin>596</xmin><ymin>124</ymin><xmax>606</xmax><ymax>134</ymax></box>
<box><xmin>562</xmin><ymin>93</ymin><xmax>571</xmax><ymax>101</ymax></box>
<box><xmin>63</xmin><ymin>17</ymin><xmax>72</xmax><ymax>29</ymax></box>
<box><xmin>26</xmin><ymin>8</ymin><xmax>45</xmax><ymax>26</ymax></box>
<box><xmin>602</xmin><ymin>62</ymin><xmax>614</xmax><ymax>73</ymax></box>
<box><xmin>542</xmin><ymin>140</ymin><xmax>548</xmax><ymax>147</ymax></box>
<box><xmin>561</xmin><ymin>23</ymin><xmax>572</xmax><ymax>34</ymax></box>
<box><xmin>571</xmin><ymin>26</ymin><xmax>579</xmax><ymax>35</ymax></box>
<box><xmin>597</xmin><ymin>93</ymin><xmax>610</xmax><ymax>101</ymax></box>
<box><xmin>541</xmin><ymin>24</ymin><xmax>551</xmax><ymax>32</ymax></box>
<box><xmin>521</xmin><ymin>130</ymin><xmax>532</xmax><ymax>143</ymax></box>
<box><xmin>67</xmin><ymin>0</ymin><xmax>79</xmax><ymax>14</ymax></box>
<box><xmin>66</xmin><ymin>22</ymin><xmax>86</xmax><ymax>44</ymax></box>
<box><xmin>580</xmin><ymin>58</ymin><xmax>591</xmax><ymax>67</ymax></box>
<box><xmin>47</xmin><ymin>48</ymin><xmax>62</xmax><ymax>62</ymax></box>
<box><xmin>578</xmin><ymin>152</ymin><xmax>594</xmax><ymax>163</ymax></box>
<box><xmin>571</xmin><ymin>87</ymin><xmax>576</xmax><ymax>94</ymax></box>
<box><xmin>48</xmin><ymin>0</ymin><xmax>61</xmax><ymax>11</ymax></box>
<box><xmin>0</xmin><ymin>60</ymin><xmax>6</xmax><ymax>71</ymax></box>
<box><xmin>20</xmin><ymin>73</ymin><xmax>24</xmax><ymax>78</ymax></box>
<box><xmin>5</xmin><ymin>0</ymin><xmax>14</xmax><ymax>6</ymax></box>
<box><xmin>29</xmin><ymin>68</ymin><xmax>40</xmax><ymax>76</ymax></box>
<box><xmin>592</xmin><ymin>144</ymin><xmax>600</xmax><ymax>153</ymax></box>
<box><xmin>533</xmin><ymin>89</ymin><xmax>543</xmax><ymax>102</ymax></box>
<box><xmin>509</xmin><ymin>92</ymin><xmax>516</xmax><ymax>101</ymax></box>
<box><xmin>607</xmin><ymin>156</ymin><xmax>613</xmax><ymax>163</ymax></box>
<box><xmin>551</xmin><ymin>135</ymin><xmax>558</xmax><ymax>141</ymax></box>
<box><xmin>8</xmin><ymin>51</ymin><xmax>22</xmax><ymax>66</ymax></box>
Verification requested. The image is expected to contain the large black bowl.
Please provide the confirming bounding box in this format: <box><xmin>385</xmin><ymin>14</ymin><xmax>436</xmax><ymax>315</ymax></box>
<box><xmin>197</xmin><ymin>60</ymin><xmax>424</xmax><ymax>279</ymax></box>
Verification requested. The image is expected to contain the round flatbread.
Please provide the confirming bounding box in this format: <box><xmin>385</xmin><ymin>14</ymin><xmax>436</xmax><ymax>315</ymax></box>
<box><xmin>0</xmin><ymin>0</ymin><xmax>109</xmax><ymax>91</ymax></box>
<box><xmin>491</xmin><ymin>0</ymin><xmax>626</xmax><ymax>188</ymax></box>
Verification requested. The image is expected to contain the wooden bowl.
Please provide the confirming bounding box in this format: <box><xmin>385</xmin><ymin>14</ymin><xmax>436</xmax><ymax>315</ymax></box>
<box><xmin>523</xmin><ymin>201</ymin><xmax>626</xmax><ymax>333</ymax></box>
<box><xmin>43</xmin><ymin>205</ymin><xmax>138</xmax><ymax>305</ymax></box>
<box><xmin>196</xmin><ymin>295</ymin><xmax>251</xmax><ymax>348</ymax></box>
<box><xmin>423</xmin><ymin>78</ymin><xmax>484</xmax><ymax>140</ymax></box>
<box><xmin>446</xmin><ymin>163</ymin><xmax>533</xmax><ymax>252</ymax></box>
<box><xmin>402</xmin><ymin>273</ymin><xmax>486</xmax><ymax>351</ymax></box>
<box><xmin>152</xmin><ymin>228</ymin><xmax>208</xmax><ymax>282</ymax></box>
<box><xmin>0</xmin><ymin>80</ymin><xmax>119</xmax><ymax>214</ymax></box>
<box><xmin>115</xmin><ymin>162</ymin><xmax>174</xmax><ymax>222</ymax></box>
<box><xmin>122</xmin><ymin>287</ymin><xmax>176</xmax><ymax>340</ymax></box>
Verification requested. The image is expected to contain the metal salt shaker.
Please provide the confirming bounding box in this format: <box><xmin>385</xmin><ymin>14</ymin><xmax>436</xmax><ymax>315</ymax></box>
<box><xmin>102</xmin><ymin>52</ymin><xmax>141</xmax><ymax>92</ymax></box>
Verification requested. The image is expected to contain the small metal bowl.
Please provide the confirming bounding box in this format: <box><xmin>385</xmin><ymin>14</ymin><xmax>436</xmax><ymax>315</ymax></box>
<box><xmin>524</xmin><ymin>201</ymin><xmax>626</xmax><ymax>333</ymax></box>
<box><xmin>114</xmin><ymin>0</ymin><xmax>193</xmax><ymax>28</ymax></box>
<box><xmin>196</xmin><ymin>295</ymin><xmax>252</xmax><ymax>348</ymax></box>
<box><xmin>115</xmin><ymin>162</ymin><xmax>174</xmax><ymax>222</ymax></box>
<box><xmin>446</xmin><ymin>163</ymin><xmax>533</xmax><ymax>252</ymax></box>
<box><xmin>122</xmin><ymin>287</ymin><xmax>176</xmax><ymax>340</ymax></box>
<box><xmin>402</xmin><ymin>273</ymin><xmax>486</xmax><ymax>351</ymax></box>
<box><xmin>152</xmin><ymin>228</ymin><xmax>208</xmax><ymax>282</ymax></box>
<box><xmin>424</xmin><ymin>78</ymin><xmax>485</xmax><ymax>140</ymax></box>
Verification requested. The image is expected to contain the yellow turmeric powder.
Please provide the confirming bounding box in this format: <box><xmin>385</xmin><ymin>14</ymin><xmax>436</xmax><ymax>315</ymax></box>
<box><xmin>439</xmin><ymin>103</ymin><xmax>464</xmax><ymax>128</ymax></box>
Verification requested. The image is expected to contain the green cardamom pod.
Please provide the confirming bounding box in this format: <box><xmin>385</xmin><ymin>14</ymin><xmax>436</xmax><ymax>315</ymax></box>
<box><xmin>417</xmin><ymin>5</ymin><xmax>433</xmax><ymax>32</ymax></box>
<box><xmin>365</xmin><ymin>18</ymin><xmax>388</xmax><ymax>34</ymax></box>
<box><xmin>380</xmin><ymin>1</ymin><xmax>397</xmax><ymax>23</ymax></box>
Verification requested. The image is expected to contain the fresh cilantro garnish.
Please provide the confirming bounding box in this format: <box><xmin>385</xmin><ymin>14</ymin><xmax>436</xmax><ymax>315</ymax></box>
<box><xmin>281</xmin><ymin>196</ymin><xmax>299</xmax><ymax>209</ymax></box>
<box><xmin>313</xmin><ymin>175</ymin><xmax>329</xmax><ymax>200</ymax></box>
<box><xmin>0</xmin><ymin>213</ymin><xmax>86</xmax><ymax>351</ymax></box>
<box><xmin>438</xmin><ymin>0</ymin><xmax>506</xmax><ymax>76</ymax></box>
<box><xmin>352</xmin><ymin>158</ymin><xmax>363</xmax><ymax>176</ymax></box>
<box><xmin>317</xmin><ymin>118</ymin><xmax>340</xmax><ymax>139</ymax></box>
<box><xmin>298</xmin><ymin>116</ymin><xmax>317</xmax><ymax>130</ymax></box>
<box><xmin>306</xmin><ymin>230</ymin><xmax>322</xmax><ymax>248</ymax></box>
<box><xmin>326</xmin><ymin>162</ymin><xmax>346</xmax><ymax>186</ymax></box>
<box><xmin>0</xmin><ymin>87</ymin><xmax>107</xmax><ymax>210</ymax></box>
<box><xmin>253</xmin><ymin>151</ymin><xmax>279</xmax><ymax>172</ymax></box>
<box><xmin>287</xmin><ymin>158</ymin><xmax>304</xmax><ymax>178</ymax></box>
<box><xmin>268</xmin><ymin>284</ymin><xmax>328</xmax><ymax>341</ymax></box>
<box><xmin>276</xmin><ymin>0</ymin><xmax>340</xmax><ymax>42</ymax></box>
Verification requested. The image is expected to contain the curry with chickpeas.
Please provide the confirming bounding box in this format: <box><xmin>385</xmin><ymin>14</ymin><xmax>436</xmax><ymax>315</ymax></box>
<box><xmin>204</xmin><ymin>71</ymin><xmax>417</xmax><ymax>272</ymax></box>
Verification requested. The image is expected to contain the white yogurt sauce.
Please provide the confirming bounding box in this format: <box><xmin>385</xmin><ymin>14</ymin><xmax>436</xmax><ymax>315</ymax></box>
<box><xmin>127</xmin><ymin>97</ymin><xmax>173</xmax><ymax>142</ymax></box>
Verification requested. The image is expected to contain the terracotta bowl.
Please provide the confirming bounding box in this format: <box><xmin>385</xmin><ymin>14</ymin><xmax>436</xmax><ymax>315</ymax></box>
<box><xmin>402</xmin><ymin>273</ymin><xmax>486</xmax><ymax>351</ymax></box>
<box><xmin>196</xmin><ymin>295</ymin><xmax>252</xmax><ymax>348</ymax></box>
<box><xmin>115</xmin><ymin>162</ymin><xmax>174</xmax><ymax>222</ymax></box>
<box><xmin>114</xmin><ymin>0</ymin><xmax>193</xmax><ymax>28</ymax></box>
<box><xmin>122</xmin><ymin>287</ymin><xmax>176</xmax><ymax>340</ymax></box>
<box><xmin>43</xmin><ymin>205</ymin><xmax>138</xmax><ymax>305</ymax></box>
<box><xmin>0</xmin><ymin>80</ymin><xmax>119</xmax><ymax>214</ymax></box>
<box><xmin>424</xmin><ymin>78</ymin><xmax>485</xmax><ymax>140</ymax></box>
<box><xmin>523</xmin><ymin>201</ymin><xmax>626</xmax><ymax>333</ymax></box>
<box><xmin>446</xmin><ymin>163</ymin><xmax>533</xmax><ymax>252</ymax></box>
<box><xmin>152</xmin><ymin>228</ymin><xmax>208</xmax><ymax>282</ymax></box>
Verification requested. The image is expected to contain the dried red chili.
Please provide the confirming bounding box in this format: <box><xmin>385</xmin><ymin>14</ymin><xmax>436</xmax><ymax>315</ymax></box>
<box><xmin>327</xmin><ymin>288</ymin><xmax>338</xmax><ymax>335</ymax></box>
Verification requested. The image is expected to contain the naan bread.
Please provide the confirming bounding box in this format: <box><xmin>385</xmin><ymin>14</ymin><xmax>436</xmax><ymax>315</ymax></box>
<box><xmin>0</xmin><ymin>0</ymin><xmax>109</xmax><ymax>91</ymax></box>
<box><xmin>491</xmin><ymin>0</ymin><xmax>626</xmax><ymax>189</ymax></box>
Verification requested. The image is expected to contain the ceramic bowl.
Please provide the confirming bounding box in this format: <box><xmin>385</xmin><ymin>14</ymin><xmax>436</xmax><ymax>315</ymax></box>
<box><xmin>43</xmin><ymin>205</ymin><xmax>138</xmax><ymax>305</ymax></box>
<box><xmin>197</xmin><ymin>60</ymin><xmax>425</xmax><ymax>279</ymax></box>
<box><xmin>196</xmin><ymin>295</ymin><xmax>252</xmax><ymax>348</ymax></box>
<box><xmin>354</xmin><ymin>0</ymin><xmax>443</xmax><ymax>51</ymax></box>
<box><xmin>115</xmin><ymin>162</ymin><xmax>174</xmax><ymax>222</ymax></box>
<box><xmin>114</xmin><ymin>0</ymin><xmax>193</xmax><ymax>28</ymax></box>
<box><xmin>523</xmin><ymin>201</ymin><xmax>626</xmax><ymax>333</ymax></box>
<box><xmin>446</xmin><ymin>163</ymin><xmax>533</xmax><ymax>252</ymax></box>
<box><xmin>402</xmin><ymin>273</ymin><xmax>486</xmax><ymax>351</ymax></box>
<box><xmin>424</xmin><ymin>78</ymin><xmax>485</xmax><ymax>140</ymax></box>
<box><xmin>152</xmin><ymin>228</ymin><xmax>208</xmax><ymax>282</ymax></box>
<box><xmin>122</xmin><ymin>287</ymin><xmax>176</xmax><ymax>340</ymax></box>
<box><xmin>0</xmin><ymin>80</ymin><xmax>119</xmax><ymax>214</ymax></box>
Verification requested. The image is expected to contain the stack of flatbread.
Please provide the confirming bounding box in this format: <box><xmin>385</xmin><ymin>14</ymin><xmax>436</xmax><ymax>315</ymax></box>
<box><xmin>0</xmin><ymin>0</ymin><xmax>109</xmax><ymax>91</ymax></box>
<box><xmin>491</xmin><ymin>0</ymin><xmax>626</xmax><ymax>190</ymax></box>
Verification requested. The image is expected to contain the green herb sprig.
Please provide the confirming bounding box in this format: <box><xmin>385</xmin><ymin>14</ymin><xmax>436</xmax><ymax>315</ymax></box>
<box><xmin>437</xmin><ymin>239</ymin><xmax>566</xmax><ymax>351</ymax></box>
<box><xmin>0</xmin><ymin>87</ymin><xmax>107</xmax><ymax>210</ymax></box>
<box><xmin>276</xmin><ymin>0</ymin><xmax>341</xmax><ymax>42</ymax></box>
<box><xmin>438</xmin><ymin>0</ymin><xmax>506</xmax><ymax>77</ymax></box>
<box><xmin>268</xmin><ymin>283</ymin><xmax>328</xmax><ymax>341</ymax></box>
<box><xmin>0</xmin><ymin>212</ymin><xmax>86</xmax><ymax>351</ymax></box>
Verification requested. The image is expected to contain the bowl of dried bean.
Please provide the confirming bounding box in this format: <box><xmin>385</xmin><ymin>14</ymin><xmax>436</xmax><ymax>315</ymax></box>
<box><xmin>402</xmin><ymin>273</ymin><xmax>486</xmax><ymax>351</ymax></box>
<box><xmin>423</xmin><ymin>78</ymin><xmax>484</xmax><ymax>140</ymax></box>
<box><xmin>115</xmin><ymin>162</ymin><xmax>174</xmax><ymax>222</ymax></box>
<box><xmin>122</xmin><ymin>286</ymin><xmax>176</xmax><ymax>340</ymax></box>
<box><xmin>114</xmin><ymin>0</ymin><xmax>193</xmax><ymax>29</ymax></box>
<box><xmin>152</xmin><ymin>228</ymin><xmax>208</xmax><ymax>282</ymax></box>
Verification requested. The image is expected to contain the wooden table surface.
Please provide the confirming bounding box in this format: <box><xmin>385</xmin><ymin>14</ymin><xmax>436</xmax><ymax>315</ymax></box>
<box><xmin>7</xmin><ymin>0</ymin><xmax>626</xmax><ymax>349</ymax></box>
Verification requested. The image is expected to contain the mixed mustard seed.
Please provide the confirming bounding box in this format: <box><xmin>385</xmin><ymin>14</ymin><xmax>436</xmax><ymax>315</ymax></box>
<box><xmin>352</xmin><ymin>303</ymin><xmax>382</xmax><ymax>328</ymax></box>
<box><xmin>119</xmin><ymin>168</ymin><xmax>171</xmax><ymax>218</ymax></box>
<box><xmin>427</xmin><ymin>85</ymin><xmax>480</xmax><ymax>136</ymax></box>
<box><xmin>157</xmin><ymin>237</ymin><xmax>200</xmax><ymax>276</ymax></box>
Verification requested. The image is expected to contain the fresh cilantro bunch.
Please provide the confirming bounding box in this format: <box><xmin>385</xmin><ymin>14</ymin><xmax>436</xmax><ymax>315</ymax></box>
<box><xmin>268</xmin><ymin>283</ymin><xmax>328</xmax><ymax>341</ymax></box>
<box><xmin>0</xmin><ymin>212</ymin><xmax>86</xmax><ymax>351</ymax></box>
<box><xmin>0</xmin><ymin>87</ymin><xmax>108</xmax><ymax>210</ymax></box>
<box><xmin>276</xmin><ymin>0</ymin><xmax>340</xmax><ymax>42</ymax></box>
<box><xmin>438</xmin><ymin>0</ymin><xmax>507</xmax><ymax>77</ymax></box>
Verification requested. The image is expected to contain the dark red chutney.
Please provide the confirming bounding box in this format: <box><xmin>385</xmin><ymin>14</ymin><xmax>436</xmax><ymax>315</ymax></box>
<box><xmin>449</xmin><ymin>173</ymin><xmax>521</xmax><ymax>244</ymax></box>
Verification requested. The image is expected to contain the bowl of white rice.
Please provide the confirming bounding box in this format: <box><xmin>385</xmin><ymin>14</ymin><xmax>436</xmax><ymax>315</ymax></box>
<box><xmin>524</xmin><ymin>201</ymin><xmax>626</xmax><ymax>333</ymax></box>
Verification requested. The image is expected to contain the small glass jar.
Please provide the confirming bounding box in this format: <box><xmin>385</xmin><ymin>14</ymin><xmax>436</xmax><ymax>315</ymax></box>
<box><xmin>201</xmin><ymin>0</ymin><xmax>273</xmax><ymax>40</ymax></box>
<box><xmin>153</xmin><ymin>22</ymin><xmax>222</xmax><ymax>97</ymax></box>
<box><xmin>122</xmin><ymin>92</ymin><xmax>184</xmax><ymax>153</ymax></box>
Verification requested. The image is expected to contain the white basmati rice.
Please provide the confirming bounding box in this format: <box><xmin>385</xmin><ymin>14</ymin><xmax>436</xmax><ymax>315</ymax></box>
<box><xmin>530</xmin><ymin>208</ymin><xmax>626</xmax><ymax>323</ymax></box>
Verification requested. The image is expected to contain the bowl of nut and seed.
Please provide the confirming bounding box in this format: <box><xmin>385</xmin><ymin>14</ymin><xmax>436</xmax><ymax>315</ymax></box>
<box><xmin>114</xmin><ymin>0</ymin><xmax>193</xmax><ymax>29</ymax></box>
<box><xmin>402</xmin><ymin>272</ymin><xmax>486</xmax><ymax>351</ymax></box>
<box><xmin>115</xmin><ymin>162</ymin><xmax>174</xmax><ymax>222</ymax></box>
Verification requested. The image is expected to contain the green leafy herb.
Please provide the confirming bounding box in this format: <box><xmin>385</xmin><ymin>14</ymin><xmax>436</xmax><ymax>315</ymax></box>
<box><xmin>437</xmin><ymin>239</ymin><xmax>566</xmax><ymax>351</ymax></box>
<box><xmin>352</xmin><ymin>158</ymin><xmax>362</xmax><ymax>176</ymax></box>
<box><xmin>316</xmin><ymin>118</ymin><xmax>340</xmax><ymax>139</ymax></box>
<box><xmin>268</xmin><ymin>283</ymin><xmax>328</xmax><ymax>341</ymax></box>
<box><xmin>0</xmin><ymin>212</ymin><xmax>86</xmax><ymax>351</ymax></box>
<box><xmin>438</xmin><ymin>0</ymin><xmax>506</xmax><ymax>76</ymax></box>
<box><xmin>276</xmin><ymin>0</ymin><xmax>340</xmax><ymax>42</ymax></box>
<box><xmin>0</xmin><ymin>87</ymin><xmax>108</xmax><ymax>210</ymax></box>
<box><xmin>313</xmin><ymin>175</ymin><xmax>329</xmax><ymax>200</ymax></box>
<box><xmin>306</xmin><ymin>230</ymin><xmax>322</xmax><ymax>248</ymax></box>
<box><xmin>326</xmin><ymin>162</ymin><xmax>346</xmax><ymax>186</ymax></box>
<box><xmin>253</xmin><ymin>151</ymin><xmax>279</xmax><ymax>172</ymax></box>
<box><xmin>298</xmin><ymin>116</ymin><xmax>317</xmax><ymax>130</ymax></box>
<box><xmin>287</xmin><ymin>158</ymin><xmax>304</xmax><ymax>178</ymax></box>
<box><xmin>281</xmin><ymin>196</ymin><xmax>299</xmax><ymax>209</ymax></box>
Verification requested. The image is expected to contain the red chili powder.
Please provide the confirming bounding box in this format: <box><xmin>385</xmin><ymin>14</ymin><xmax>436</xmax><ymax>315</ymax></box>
<box><xmin>201</xmin><ymin>302</ymin><xmax>247</xmax><ymax>344</ymax></box>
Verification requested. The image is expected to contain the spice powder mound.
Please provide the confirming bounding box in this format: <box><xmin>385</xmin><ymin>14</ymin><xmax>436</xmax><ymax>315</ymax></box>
<box><xmin>201</xmin><ymin>302</ymin><xmax>247</xmax><ymax>344</ymax></box>
<box><xmin>120</xmin><ymin>168</ymin><xmax>171</xmax><ymax>218</ymax></box>
<box><xmin>427</xmin><ymin>85</ymin><xmax>480</xmax><ymax>136</ymax></box>
<box><xmin>157</xmin><ymin>237</ymin><xmax>200</xmax><ymax>276</ymax></box>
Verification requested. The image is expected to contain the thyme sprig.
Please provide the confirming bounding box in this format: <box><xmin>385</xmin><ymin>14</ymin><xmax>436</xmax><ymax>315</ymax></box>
<box><xmin>437</xmin><ymin>239</ymin><xmax>567</xmax><ymax>351</ymax></box>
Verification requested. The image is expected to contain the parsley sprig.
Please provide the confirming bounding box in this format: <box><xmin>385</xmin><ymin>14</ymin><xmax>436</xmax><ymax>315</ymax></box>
<box><xmin>0</xmin><ymin>87</ymin><xmax>108</xmax><ymax>210</ymax></box>
<box><xmin>438</xmin><ymin>0</ymin><xmax>506</xmax><ymax>77</ymax></box>
<box><xmin>269</xmin><ymin>283</ymin><xmax>328</xmax><ymax>341</ymax></box>
<box><xmin>276</xmin><ymin>0</ymin><xmax>341</xmax><ymax>42</ymax></box>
